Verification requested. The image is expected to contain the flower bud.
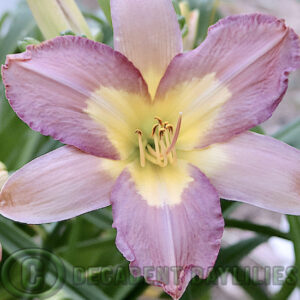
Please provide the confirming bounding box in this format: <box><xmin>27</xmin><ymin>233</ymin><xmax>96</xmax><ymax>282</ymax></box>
<box><xmin>179</xmin><ymin>1</ymin><xmax>199</xmax><ymax>50</ymax></box>
<box><xmin>17</xmin><ymin>37</ymin><xmax>40</xmax><ymax>52</ymax></box>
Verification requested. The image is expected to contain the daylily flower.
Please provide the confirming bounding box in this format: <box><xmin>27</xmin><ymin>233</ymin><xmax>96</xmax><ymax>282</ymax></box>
<box><xmin>1</xmin><ymin>0</ymin><xmax>300</xmax><ymax>298</ymax></box>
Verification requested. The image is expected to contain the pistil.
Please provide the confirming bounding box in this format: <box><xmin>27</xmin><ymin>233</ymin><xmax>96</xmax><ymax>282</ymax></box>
<box><xmin>166</xmin><ymin>112</ymin><xmax>182</xmax><ymax>155</ymax></box>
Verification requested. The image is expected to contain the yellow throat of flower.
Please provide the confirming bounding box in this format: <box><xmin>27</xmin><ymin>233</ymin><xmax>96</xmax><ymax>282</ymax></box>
<box><xmin>135</xmin><ymin>113</ymin><xmax>182</xmax><ymax>168</ymax></box>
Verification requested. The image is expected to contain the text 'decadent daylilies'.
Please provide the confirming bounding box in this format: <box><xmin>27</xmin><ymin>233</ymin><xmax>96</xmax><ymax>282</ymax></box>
<box><xmin>1</xmin><ymin>0</ymin><xmax>300</xmax><ymax>298</ymax></box>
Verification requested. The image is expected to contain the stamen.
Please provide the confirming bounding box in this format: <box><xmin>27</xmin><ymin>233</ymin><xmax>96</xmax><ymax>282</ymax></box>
<box><xmin>159</xmin><ymin>139</ymin><xmax>168</xmax><ymax>167</ymax></box>
<box><xmin>166</xmin><ymin>112</ymin><xmax>182</xmax><ymax>155</ymax></box>
<box><xmin>154</xmin><ymin>116</ymin><xmax>163</xmax><ymax>127</ymax></box>
<box><xmin>153</xmin><ymin>134</ymin><xmax>161</xmax><ymax>163</ymax></box>
<box><xmin>134</xmin><ymin>114</ymin><xmax>182</xmax><ymax>168</ymax></box>
<box><xmin>164</xmin><ymin>129</ymin><xmax>174</xmax><ymax>164</ymax></box>
<box><xmin>152</xmin><ymin>124</ymin><xmax>159</xmax><ymax>136</ymax></box>
<box><xmin>166</xmin><ymin>124</ymin><xmax>173</xmax><ymax>134</ymax></box>
<box><xmin>166</xmin><ymin>124</ymin><xmax>176</xmax><ymax>161</ymax></box>
<box><xmin>159</xmin><ymin>128</ymin><xmax>165</xmax><ymax>139</ymax></box>
<box><xmin>145</xmin><ymin>152</ymin><xmax>163</xmax><ymax>166</ymax></box>
<box><xmin>146</xmin><ymin>144</ymin><xmax>159</xmax><ymax>158</ymax></box>
<box><xmin>135</xmin><ymin>129</ymin><xmax>145</xmax><ymax>167</ymax></box>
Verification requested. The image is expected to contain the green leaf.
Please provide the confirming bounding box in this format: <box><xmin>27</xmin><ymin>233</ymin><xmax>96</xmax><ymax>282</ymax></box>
<box><xmin>217</xmin><ymin>236</ymin><xmax>268</xmax><ymax>266</ymax></box>
<box><xmin>251</xmin><ymin>125</ymin><xmax>265</xmax><ymax>134</ymax></box>
<box><xmin>273</xmin><ymin>117</ymin><xmax>300</xmax><ymax>149</ymax></box>
<box><xmin>221</xmin><ymin>199</ymin><xmax>240</xmax><ymax>218</ymax></box>
<box><xmin>0</xmin><ymin>3</ymin><xmax>38</xmax><ymax>64</ymax></box>
<box><xmin>225</xmin><ymin>218</ymin><xmax>291</xmax><ymax>240</ymax></box>
<box><xmin>97</xmin><ymin>0</ymin><xmax>112</xmax><ymax>26</ymax></box>
<box><xmin>0</xmin><ymin>12</ymin><xmax>10</xmax><ymax>32</ymax></box>
<box><xmin>0</xmin><ymin>5</ymin><xmax>56</xmax><ymax>172</ymax></box>
<box><xmin>0</xmin><ymin>217</ymin><xmax>112</xmax><ymax>300</ymax></box>
<box><xmin>113</xmin><ymin>278</ymin><xmax>147</xmax><ymax>300</ymax></box>
<box><xmin>83</xmin><ymin>208</ymin><xmax>113</xmax><ymax>230</ymax></box>
<box><xmin>272</xmin><ymin>267</ymin><xmax>298</xmax><ymax>300</ymax></box>
<box><xmin>287</xmin><ymin>216</ymin><xmax>300</xmax><ymax>287</ymax></box>
<box><xmin>229</xmin><ymin>266</ymin><xmax>270</xmax><ymax>300</ymax></box>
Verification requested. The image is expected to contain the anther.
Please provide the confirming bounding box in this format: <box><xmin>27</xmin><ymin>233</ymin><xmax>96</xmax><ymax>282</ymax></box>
<box><xmin>152</xmin><ymin>124</ymin><xmax>159</xmax><ymax>136</ymax></box>
<box><xmin>135</xmin><ymin>114</ymin><xmax>182</xmax><ymax>168</ymax></box>
<box><xmin>154</xmin><ymin>116</ymin><xmax>163</xmax><ymax>127</ymax></box>
<box><xmin>166</xmin><ymin>124</ymin><xmax>173</xmax><ymax>134</ymax></box>
<box><xmin>159</xmin><ymin>128</ymin><xmax>165</xmax><ymax>139</ymax></box>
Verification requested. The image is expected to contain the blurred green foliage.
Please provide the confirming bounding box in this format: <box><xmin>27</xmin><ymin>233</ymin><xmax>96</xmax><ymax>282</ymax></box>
<box><xmin>0</xmin><ymin>1</ymin><xmax>300</xmax><ymax>299</ymax></box>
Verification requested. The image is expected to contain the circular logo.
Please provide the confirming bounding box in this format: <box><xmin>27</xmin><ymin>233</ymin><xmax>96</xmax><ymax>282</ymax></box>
<box><xmin>1</xmin><ymin>248</ymin><xmax>65</xmax><ymax>298</ymax></box>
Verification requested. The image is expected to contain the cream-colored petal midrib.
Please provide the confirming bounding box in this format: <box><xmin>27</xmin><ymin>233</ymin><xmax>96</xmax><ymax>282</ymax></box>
<box><xmin>162</xmin><ymin>203</ymin><xmax>178</xmax><ymax>271</ymax></box>
<box><xmin>185</xmin><ymin>28</ymin><xmax>288</xmax><ymax>114</ymax></box>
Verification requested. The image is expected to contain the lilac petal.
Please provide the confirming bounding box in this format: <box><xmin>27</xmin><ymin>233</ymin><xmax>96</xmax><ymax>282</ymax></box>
<box><xmin>156</xmin><ymin>14</ymin><xmax>300</xmax><ymax>150</ymax></box>
<box><xmin>188</xmin><ymin>132</ymin><xmax>300</xmax><ymax>214</ymax></box>
<box><xmin>2</xmin><ymin>36</ymin><xmax>150</xmax><ymax>159</ymax></box>
<box><xmin>110</xmin><ymin>163</ymin><xmax>223</xmax><ymax>299</ymax></box>
<box><xmin>0</xmin><ymin>146</ymin><xmax>121</xmax><ymax>224</ymax></box>
<box><xmin>111</xmin><ymin>0</ymin><xmax>182</xmax><ymax>98</ymax></box>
